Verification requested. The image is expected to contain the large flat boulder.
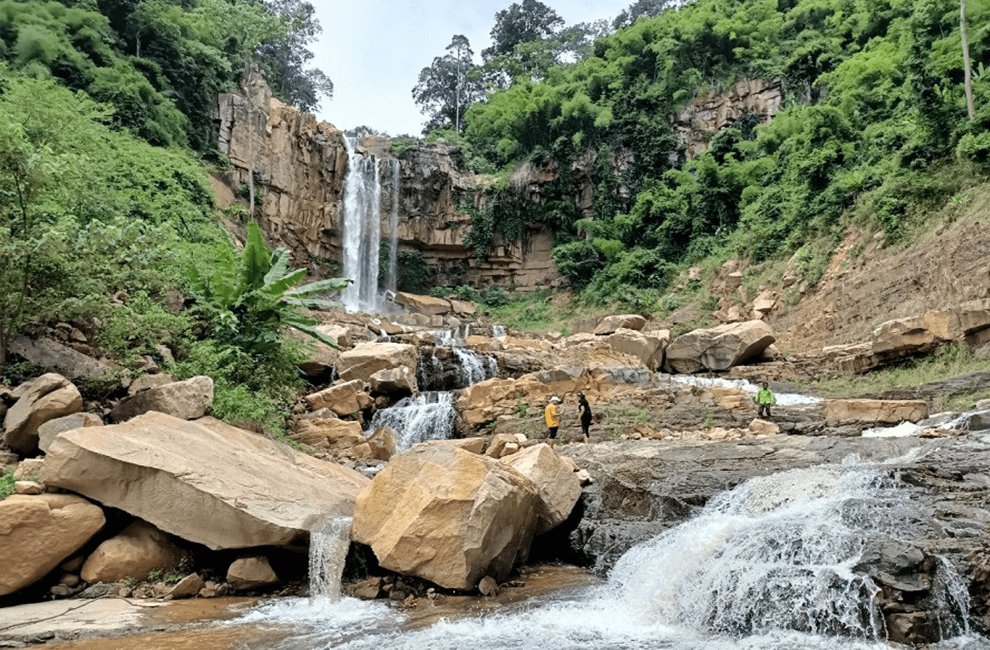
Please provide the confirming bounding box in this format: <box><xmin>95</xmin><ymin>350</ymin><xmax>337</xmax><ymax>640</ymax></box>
<box><xmin>607</xmin><ymin>328</ymin><xmax>669</xmax><ymax>370</ymax></box>
<box><xmin>665</xmin><ymin>320</ymin><xmax>775</xmax><ymax>373</ymax></box>
<box><xmin>824</xmin><ymin>399</ymin><xmax>929</xmax><ymax>426</ymax></box>
<box><xmin>4</xmin><ymin>373</ymin><xmax>83</xmax><ymax>455</ymax></box>
<box><xmin>501</xmin><ymin>444</ymin><xmax>582</xmax><ymax>535</ymax></box>
<box><xmin>304</xmin><ymin>379</ymin><xmax>372</xmax><ymax>416</ymax></box>
<box><xmin>352</xmin><ymin>445</ymin><xmax>539</xmax><ymax>590</ymax></box>
<box><xmin>41</xmin><ymin>412</ymin><xmax>370</xmax><ymax>550</ymax></box>
<box><xmin>109</xmin><ymin>376</ymin><xmax>214</xmax><ymax>423</ymax></box>
<box><xmin>335</xmin><ymin>342</ymin><xmax>417</xmax><ymax>384</ymax></box>
<box><xmin>393</xmin><ymin>292</ymin><xmax>451</xmax><ymax>316</ymax></box>
<box><xmin>81</xmin><ymin>520</ymin><xmax>187</xmax><ymax>583</ymax></box>
<box><xmin>0</xmin><ymin>494</ymin><xmax>105</xmax><ymax>596</ymax></box>
<box><xmin>594</xmin><ymin>314</ymin><xmax>647</xmax><ymax>335</ymax></box>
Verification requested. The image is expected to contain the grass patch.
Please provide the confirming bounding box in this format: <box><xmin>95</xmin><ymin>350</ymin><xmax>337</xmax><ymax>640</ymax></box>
<box><xmin>802</xmin><ymin>343</ymin><xmax>988</xmax><ymax>401</ymax></box>
<box><xmin>0</xmin><ymin>466</ymin><xmax>15</xmax><ymax>500</ymax></box>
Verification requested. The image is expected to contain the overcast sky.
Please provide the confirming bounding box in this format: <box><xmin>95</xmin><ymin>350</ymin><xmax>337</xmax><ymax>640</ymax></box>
<box><xmin>311</xmin><ymin>0</ymin><xmax>632</xmax><ymax>136</ymax></box>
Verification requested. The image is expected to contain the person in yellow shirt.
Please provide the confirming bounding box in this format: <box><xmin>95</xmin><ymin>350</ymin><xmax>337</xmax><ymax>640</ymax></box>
<box><xmin>544</xmin><ymin>396</ymin><xmax>561</xmax><ymax>446</ymax></box>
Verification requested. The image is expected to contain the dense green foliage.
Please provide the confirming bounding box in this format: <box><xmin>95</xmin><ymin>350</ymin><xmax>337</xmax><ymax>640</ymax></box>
<box><xmin>0</xmin><ymin>0</ymin><xmax>331</xmax><ymax>149</ymax></box>
<box><xmin>425</xmin><ymin>0</ymin><xmax>990</xmax><ymax>304</ymax></box>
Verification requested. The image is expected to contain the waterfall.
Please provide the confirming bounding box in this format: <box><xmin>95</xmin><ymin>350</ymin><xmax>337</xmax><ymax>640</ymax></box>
<box><xmin>417</xmin><ymin>328</ymin><xmax>499</xmax><ymax>391</ymax></box>
<box><xmin>340</xmin><ymin>136</ymin><xmax>382</xmax><ymax>313</ymax></box>
<box><xmin>368</xmin><ymin>392</ymin><xmax>457</xmax><ymax>450</ymax></box>
<box><xmin>308</xmin><ymin>517</ymin><xmax>352</xmax><ymax>601</ymax></box>
<box><xmin>385</xmin><ymin>159</ymin><xmax>400</xmax><ymax>294</ymax></box>
<box><xmin>241</xmin><ymin>462</ymin><xmax>980</xmax><ymax>650</ymax></box>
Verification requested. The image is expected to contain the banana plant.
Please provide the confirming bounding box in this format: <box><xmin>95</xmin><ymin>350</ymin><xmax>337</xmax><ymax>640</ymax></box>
<box><xmin>187</xmin><ymin>221</ymin><xmax>350</xmax><ymax>355</ymax></box>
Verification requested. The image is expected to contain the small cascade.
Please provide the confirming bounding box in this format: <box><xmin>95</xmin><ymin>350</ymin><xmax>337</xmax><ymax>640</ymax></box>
<box><xmin>671</xmin><ymin>375</ymin><xmax>821</xmax><ymax>406</ymax></box>
<box><xmin>308</xmin><ymin>516</ymin><xmax>352</xmax><ymax>601</ymax></box>
<box><xmin>417</xmin><ymin>328</ymin><xmax>499</xmax><ymax>391</ymax></box>
<box><xmin>340</xmin><ymin>136</ymin><xmax>382</xmax><ymax>313</ymax></box>
<box><xmin>608</xmin><ymin>465</ymin><xmax>970</xmax><ymax>640</ymax></box>
<box><xmin>368</xmin><ymin>392</ymin><xmax>457</xmax><ymax>450</ymax></box>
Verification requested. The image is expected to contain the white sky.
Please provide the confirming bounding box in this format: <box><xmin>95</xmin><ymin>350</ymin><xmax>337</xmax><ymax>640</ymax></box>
<box><xmin>311</xmin><ymin>0</ymin><xmax>632</xmax><ymax>136</ymax></box>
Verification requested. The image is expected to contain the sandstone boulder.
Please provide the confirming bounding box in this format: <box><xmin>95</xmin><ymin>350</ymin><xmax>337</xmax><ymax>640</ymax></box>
<box><xmin>824</xmin><ymin>400</ymin><xmax>928</xmax><ymax>426</ymax></box>
<box><xmin>665</xmin><ymin>320</ymin><xmax>776</xmax><ymax>373</ymax></box>
<box><xmin>296</xmin><ymin>336</ymin><xmax>340</xmax><ymax>378</ymax></box>
<box><xmin>748</xmin><ymin>419</ymin><xmax>781</xmax><ymax>436</ymax></box>
<box><xmin>595</xmin><ymin>314</ymin><xmax>647</xmax><ymax>335</ymax></box>
<box><xmin>449</xmin><ymin>299</ymin><xmax>477</xmax><ymax>316</ymax></box>
<box><xmin>169</xmin><ymin>573</ymin><xmax>206</xmax><ymax>599</ymax></box>
<box><xmin>606</xmin><ymin>328</ymin><xmax>668</xmax><ymax>370</ymax></box>
<box><xmin>352</xmin><ymin>445</ymin><xmax>539</xmax><ymax>590</ymax></box>
<box><xmin>109</xmin><ymin>376</ymin><xmax>214</xmax><ymax>423</ymax></box>
<box><xmin>365</xmin><ymin>427</ymin><xmax>397</xmax><ymax>461</ymax></box>
<box><xmin>0</xmin><ymin>494</ymin><xmax>105</xmax><ymax>596</ymax></box>
<box><xmin>369</xmin><ymin>367</ymin><xmax>417</xmax><ymax>394</ymax></box>
<box><xmin>486</xmin><ymin>433</ymin><xmax>528</xmax><ymax>458</ymax></box>
<box><xmin>15</xmin><ymin>481</ymin><xmax>44</xmax><ymax>495</ymax></box>
<box><xmin>289</xmin><ymin>416</ymin><xmax>365</xmax><ymax>452</ymax></box>
<box><xmin>41</xmin><ymin>412</ymin><xmax>370</xmax><ymax>550</ymax></box>
<box><xmin>394</xmin><ymin>292</ymin><xmax>451</xmax><ymax>316</ymax></box>
<box><xmin>81</xmin><ymin>520</ymin><xmax>187</xmax><ymax>584</ymax></box>
<box><xmin>127</xmin><ymin>374</ymin><xmax>178</xmax><ymax>397</ymax></box>
<box><xmin>501</xmin><ymin>444</ymin><xmax>582</xmax><ymax>535</ymax></box>
<box><xmin>13</xmin><ymin>457</ymin><xmax>45</xmax><ymax>480</ymax></box>
<box><xmin>304</xmin><ymin>379</ymin><xmax>372</xmax><ymax>416</ymax></box>
<box><xmin>412</xmin><ymin>437</ymin><xmax>487</xmax><ymax>454</ymax></box>
<box><xmin>227</xmin><ymin>556</ymin><xmax>279</xmax><ymax>591</ymax></box>
<box><xmin>4</xmin><ymin>373</ymin><xmax>83</xmax><ymax>455</ymax></box>
<box><xmin>335</xmin><ymin>343</ymin><xmax>417</xmax><ymax>384</ymax></box>
<box><xmin>37</xmin><ymin>413</ymin><xmax>103</xmax><ymax>453</ymax></box>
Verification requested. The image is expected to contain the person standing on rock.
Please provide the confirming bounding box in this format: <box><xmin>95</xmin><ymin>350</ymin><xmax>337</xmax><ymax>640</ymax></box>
<box><xmin>754</xmin><ymin>381</ymin><xmax>776</xmax><ymax>419</ymax></box>
<box><xmin>545</xmin><ymin>396</ymin><xmax>561</xmax><ymax>446</ymax></box>
<box><xmin>577</xmin><ymin>392</ymin><xmax>592</xmax><ymax>443</ymax></box>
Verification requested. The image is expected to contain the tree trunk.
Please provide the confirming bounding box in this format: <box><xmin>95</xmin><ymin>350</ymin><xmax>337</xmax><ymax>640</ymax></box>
<box><xmin>962</xmin><ymin>0</ymin><xmax>976</xmax><ymax>119</ymax></box>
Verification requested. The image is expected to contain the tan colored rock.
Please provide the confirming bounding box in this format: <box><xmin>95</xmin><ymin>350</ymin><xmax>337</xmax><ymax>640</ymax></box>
<box><xmin>336</xmin><ymin>343</ymin><xmax>417</xmax><ymax>384</ymax></box>
<box><xmin>352</xmin><ymin>445</ymin><xmax>539</xmax><ymax>590</ymax></box>
<box><xmin>607</xmin><ymin>328</ymin><xmax>668</xmax><ymax>370</ymax></box>
<box><xmin>365</xmin><ymin>427</ymin><xmax>397</xmax><ymax>461</ymax></box>
<box><xmin>13</xmin><ymin>458</ymin><xmax>45</xmax><ymax>480</ymax></box>
<box><xmin>562</xmin><ymin>332</ymin><xmax>598</xmax><ymax>347</ymax></box>
<box><xmin>665</xmin><ymin>321</ymin><xmax>776</xmax><ymax>374</ymax></box>
<box><xmin>227</xmin><ymin>557</ymin><xmax>279</xmax><ymax>591</ymax></box>
<box><xmin>41</xmin><ymin>412</ymin><xmax>370</xmax><ymax>550</ymax></box>
<box><xmin>501</xmin><ymin>442</ymin><xmax>520</xmax><ymax>457</ymax></box>
<box><xmin>594</xmin><ymin>314</ymin><xmax>647</xmax><ymax>335</ymax></box>
<box><xmin>478</xmin><ymin>575</ymin><xmax>499</xmax><ymax>596</ymax></box>
<box><xmin>369</xmin><ymin>367</ymin><xmax>417</xmax><ymax>394</ymax></box>
<box><xmin>413</xmin><ymin>437</ymin><xmax>486</xmax><ymax>454</ymax></box>
<box><xmin>4</xmin><ymin>374</ymin><xmax>83</xmax><ymax>455</ymax></box>
<box><xmin>37</xmin><ymin>413</ymin><xmax>103</xmax><ymax>453</ymax></box>
<box><xmin>127</xmin><ymin>374</ymin><xmax>178</xmax><ymax>397</ymax></box>
<box><xmin>0</xmin><ymin>494</ymin><xmax>105</xmax><ymax>596</ymax></box>
<box><xmin>296</xmin><ymin>336</ymin><xmax>340</xmax><ymax>378</ymax></box>
<box><xmin>501</xmin><ymin>444</ymin><xmax>582</xmax><ymax>535</ymax></box>
<box><xmin>394</xmin><ymin>292</ymin><xmax>451</xmax><ymax>316</ymax></box>
<box><xmin>752</xmin><ymin>291</ymin><xmax>777</xmax><ymax>316</ymax></box>
<box><xmin>449</xmin><ymin>299</ymin><xmax>478</xmax><ymax>316</ymax></box>
<box><xmin>169</xmin><ymin>573</ymin><xmax>206</xmax><ymax>599</ymax></box>
<box><xmin>486</xmin><ymin>433</ymin><xmax>524</xmax><ymax>458</ymax></box>
<box><xmin>109</xmin><ymin>376</ymin><xmax>214</xmax><ymax>423</ymax></box>
<box><xmin>748</xmin><ymin>419</ymin><xmax>781</xmax><ymax>436</ymax></box>
<box><xmin>14</xmin><ymin>481</ymin><xmax>44</xmax><ymax>495</ymax></box>
<box><xmin>824</xmin><ymin>399</ymin><xmax>929</xmax><ymax>426</ymax></box>
<box><xmin>290</xmin><ymin>417</ymin><xmax>365</xmax><ymax>451</ymax></box>
<box><xmin>9</xmin><ymin>336</ymin><xmax>110</xmax><ymax>381</ymax></box>
<box><xmin>304</xmin><ymin>379</ymin><xmax>372</xmax><ymax>416</ymax></box>
<box><xmin>81</xmin><ymin>520</ymin><xmax>187</xmax><ymax>584</ymax></box>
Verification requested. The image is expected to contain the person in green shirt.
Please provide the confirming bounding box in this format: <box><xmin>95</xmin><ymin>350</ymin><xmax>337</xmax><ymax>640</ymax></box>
<box><xmin>754</xmin><ymin>381</ymin><xmax>776</xmax><ymax>418</ymax></box>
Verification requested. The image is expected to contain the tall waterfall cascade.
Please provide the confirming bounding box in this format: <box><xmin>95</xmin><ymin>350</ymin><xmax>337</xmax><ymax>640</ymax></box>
<box><xmin>338</xmin><ymin>137</ymin><xmax>400</xmax><ymax>313</ymax></box>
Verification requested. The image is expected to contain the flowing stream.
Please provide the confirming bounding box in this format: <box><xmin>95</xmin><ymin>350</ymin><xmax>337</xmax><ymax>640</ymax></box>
<box><xmin>308</xmin><ymin>517</ymin><xmax>353</xmax><ymax>601</ymax></box>
<box><xmin>367</xmin><ymin>392</ymin><xmax>457</xmax><ymax>451</ymax></box>
<box><xmin>240</xmin><ymin>462</ymin><xmax>984</xmax><ymax>650</ymax></box>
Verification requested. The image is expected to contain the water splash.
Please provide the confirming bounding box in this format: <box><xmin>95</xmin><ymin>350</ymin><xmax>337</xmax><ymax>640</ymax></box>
<box><xmin>368</xmin><ymin>392</ymin><xmax>457</xmax><ymax>450</ymax></box>
<box><xmin>308</xmin><ymin>517</ymin><xmax>352</xmax><ymax>601</ymax></box>
<box><xmin>417</xmin><ymin>329</ymin><xmax>499</xmax><ymax>390</ymax></box>
<box><xmin>340</xmin><ymin>136</ymin><xmax>382</xmax><ymax>313</ymax></box>
<box><xmin>671</xmin><ymin>375</ymin><xmax>821</xmax><ymax>406</ymax></box>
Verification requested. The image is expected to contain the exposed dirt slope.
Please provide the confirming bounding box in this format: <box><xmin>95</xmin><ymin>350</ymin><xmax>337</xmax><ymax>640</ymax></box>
<box><xmin>771</xmin><ymin>210</ymin><xmax>990</xmax><ymax>353</ymax></box>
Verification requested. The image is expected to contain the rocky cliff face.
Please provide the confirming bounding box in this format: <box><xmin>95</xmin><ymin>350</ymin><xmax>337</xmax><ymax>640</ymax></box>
<box><xmin>672</xmin><ymin>78</ymin><xmax>783</xmax><ymax>159</ymax></box>
<box><xmin>212</xmin><ymin>69</ymin><xmax>562</xmax><ymax>293</ymax></box>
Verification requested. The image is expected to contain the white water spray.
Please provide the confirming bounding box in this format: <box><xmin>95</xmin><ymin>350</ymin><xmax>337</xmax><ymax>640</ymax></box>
<box><xmin>368</xmin><ymin>392</ymin><xmax>457</xmax><ymax>450</ymax></box>
<box><xmin>340</xmin><ymin>137</ymin><xmax>382</xmax><ymax>313</ymax></box>
<box><xmin>308</xmin><ymin>517</ymin><xmax>352</xmax><ymax>601</ymax></box>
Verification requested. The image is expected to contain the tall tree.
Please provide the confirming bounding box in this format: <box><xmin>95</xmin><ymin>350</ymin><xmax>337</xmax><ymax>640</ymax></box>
<box><xmin>482</xmin><ymin>0</ymin><xmax>564</xmax><ymax>61</ymax></box>
<box><xmin>612</xmin><ymin>0</ymin><xmax>674</xmax><ymax>29</ymax></box>
<box><xmin>256</xmin><ymin>0</ymin><xmax>334</xmax><ymax>112</ymax></box>
<box><xmin>413</xmin><ymin>35</ymin><xmax>484</xmax><ymax>133</ymax></box>
<box><xmin>961</xmin><ymin>0</ymin><xmax>976</xmax><ymax>120</ymax></box>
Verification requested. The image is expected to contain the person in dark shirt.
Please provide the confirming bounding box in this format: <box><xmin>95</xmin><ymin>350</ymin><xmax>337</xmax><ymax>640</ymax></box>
<box><xmin>577</xmin><ymin>392</ymin><xmax>593</xmax><ymax>443</ymax></box>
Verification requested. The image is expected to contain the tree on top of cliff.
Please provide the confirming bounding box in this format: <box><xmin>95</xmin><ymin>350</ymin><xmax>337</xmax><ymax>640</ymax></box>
<box><xmin>413</xmin><ymin>35</ymin><xmax>486</xmax><ymax>134</ymax></box>
<box><xmin>256</xmin><ymin>0</ymin><xmax>334</xmax><ymax>112</ymax></box>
